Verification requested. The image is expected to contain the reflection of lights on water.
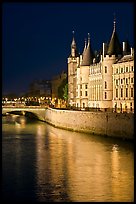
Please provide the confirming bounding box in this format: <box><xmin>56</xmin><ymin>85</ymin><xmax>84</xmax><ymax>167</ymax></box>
<box><xmin>111</xmin><ymin>144</ymin><xmax>119</xmax><ymax>180</ymax></box>
<box><xmin>15</xmin><ymin>116</ymin><xmax>26</xmax><ymax>131</ymax></box>
<box><xmin>12</xmin><ymin>115</ymin><xmax>18</xmax><ymax>119</ymax></box>
<box><xmin>37</xmin><ymin>126</ymin><xmax>42</xmax><ymax>136</ymax></box>
<box><xmin>112</xmin><ymin>144</ymin><xmax>119</xmax><ymax>152</ymax></box>
<box><xmin>20</xmin><ymin>117</ymin><xmax>26</xmax><ymax>125</ymax></box>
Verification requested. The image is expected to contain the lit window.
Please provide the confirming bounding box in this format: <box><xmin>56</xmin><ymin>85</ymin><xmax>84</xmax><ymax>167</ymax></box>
<box><xmin>131</xmin><ymin>78</ymin><xmax>134</xmax><ymax>83</ymax></box>
<box><xmin>126</xmin><ymin>88</ymin><xmax>128</xmax><ymax>97</ymax></box>
<box><xmin>105</xmin><ymin>81</ymin><xmax>107</xmax><ymax>89</ymax></box>
<box><xmin>80</xmin><ymin>91</ymin><xmax>82</xmax><ymax>96</ymax></box>
<box><xmin>116</xmin><ymin>89</ymin><xmax>118</xmax><ymax>98</ymax></box>
<box><xmin>131</xmin><ymin>88</ymin><xmax>133</xmax><ymax>97</ymax></box>
<box><xmin>105</xmin><ymin>66</ymin><xmax>107</xmax><ymax>73</ymax></box>
<box><xmin>121</xmin><ymin>88</ymin><xmax>123</xmax><ymax>97</ymax></box>
<box><xmin>105</xmin><ymin>92</ymin><xmax>107</xmax><ymax>99</ymax></box>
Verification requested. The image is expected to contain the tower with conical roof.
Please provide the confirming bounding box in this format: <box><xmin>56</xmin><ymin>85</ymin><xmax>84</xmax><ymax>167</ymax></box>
<box><xmin>81</xmin><ymin>33</ymin><xmax>93</xmax><ymax>66</ymax></box>
<box><xmin>68</xmin><ymin>31</ymin><xmax>80</xmax><ymax>106</ymax></box>
<box><xmin>102</xmin><ymin>16</ymin><xmax>121</xmax><ymax>109</ymax></box>
<box><xmin>78</xmin><ymin>33</ymin><xmax>94</xmax><ymax>108</ymax></box>
<box><xmin>67</xmin><ymin>15</ymin><xmax>133</xmax><ymax>110</ymax></box>
<box><xmin>107</xmin><ymin>16</ymin><xmax>122</xmax><ymax>56</ymax></box>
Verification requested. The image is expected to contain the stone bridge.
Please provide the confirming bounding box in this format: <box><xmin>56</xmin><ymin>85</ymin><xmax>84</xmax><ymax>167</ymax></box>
<box><xmin>2</xmin><ymin>106</ymin><xmax>46</xmax><ymax>121</ymax></box>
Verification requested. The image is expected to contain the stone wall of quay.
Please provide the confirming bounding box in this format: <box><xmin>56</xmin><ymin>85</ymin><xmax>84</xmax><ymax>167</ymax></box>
<box><xmin>45</xmin><ymin>108</ymin><xmax>134</xmax><ymax>140</ymax></box>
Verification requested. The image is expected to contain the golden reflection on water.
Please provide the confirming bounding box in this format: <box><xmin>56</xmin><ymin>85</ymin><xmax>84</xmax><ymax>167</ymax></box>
<box><xmin>111</xmin><ymin>144</ymin><xmax>134</xmax><ymax>201</ymax></box>
<box><xmin>2</xmin><ymin>116</ymin><xmax>134</xmax><ymax>202</ymax></box>
<box><xmin>35</xmin><ymin>123</ymin><xmax>134</xmax><ymax>202</ymax></box>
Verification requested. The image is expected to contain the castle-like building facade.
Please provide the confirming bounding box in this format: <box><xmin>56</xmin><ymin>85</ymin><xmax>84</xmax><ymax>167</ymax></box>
<box><xmin>67</xmin><ymin>20</ymin><xmax>134</xmax><ymax>112</ymax></box>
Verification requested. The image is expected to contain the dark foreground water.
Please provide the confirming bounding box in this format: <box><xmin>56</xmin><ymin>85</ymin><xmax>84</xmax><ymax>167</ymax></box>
<box><xmin>2</xmin><ymin>115</ymin><xmax>134</xmax><ymax>202</ymax></box>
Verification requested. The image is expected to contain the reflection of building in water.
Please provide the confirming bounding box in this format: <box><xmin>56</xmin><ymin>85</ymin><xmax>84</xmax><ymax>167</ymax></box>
<box><xmin>35</xmin><ymin>123</ymin><xmax>134</xmax><ymax>202</ymax></box>
<box><xmin>35</xmin><ymin>124</ymin><xmax>52</xmax><ymax>201</ymax></box>
<box><xmin>35</xmin><ymin>124</ymin><xmax>73</xmax><ymax>201</ymax></box>
<box><xmin>111</xmin><ymin>144</ymin><xmax>134</xmax><ymax>201</ymax></box>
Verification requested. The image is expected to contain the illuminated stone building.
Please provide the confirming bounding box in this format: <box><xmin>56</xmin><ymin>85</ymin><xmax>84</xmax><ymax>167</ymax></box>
<box><xmin>68</xmin><ymin>19</ymin><xmax>134</xmax><ymax>112</ymax></box>
<box><xmin>112</xmin><ymin>48</ymin><xmax>134</xmax><ymax>112</ymax></box>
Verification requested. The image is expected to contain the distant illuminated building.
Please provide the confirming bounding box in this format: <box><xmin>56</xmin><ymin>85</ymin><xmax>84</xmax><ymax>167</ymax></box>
<box><xmin>51</xmin><ymin>71</ymin><xmax>67</xmax><ymax>101</ymax></box>
<box><xmin>28</xmin><ymin>79</ymin><xmax>52</xmax><ymax>98</ymax></box>
<box><xmin>67</xmin><ymin>18</ymin><xmax>134</xmax><ymax>112</ymax></box>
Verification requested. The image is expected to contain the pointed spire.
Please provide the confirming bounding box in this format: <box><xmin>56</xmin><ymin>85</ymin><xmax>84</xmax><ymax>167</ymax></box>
<box><xmin>82</xmin><ymin>38</ymin><xmax>87</xmax><ymax>56</ymax></box>
<box><xmin>113</xmin><ymin>12</ymin><xmax>116</xmax><ymax>32</ymax></box>
<box><xmin>71</xmin><ymin>30</ymin><xmax>76</xmax><ymax>48</ymax></box>
<box><xmin>85</xmin><ymin>38</ymin><xmax>87</xmax><ymax>48</ymax></box>
<box><xmin>81</xmin><ymin>33</ymin><xmax>93</xmax><ymax>66</ymax></box>
<box><xmin>70</xmin><ymin>30</ymin><xmax>79</xmax><ymax>58</ymax></box>
<box><xmin>107</xmin><ymin>16</ymin><xmax>122</xmax><ymax>56</ymax></box>
<box><xmin>87</xmin><ymin>33</ymin><xmax>90</xmax><ymax>46</ymax></box>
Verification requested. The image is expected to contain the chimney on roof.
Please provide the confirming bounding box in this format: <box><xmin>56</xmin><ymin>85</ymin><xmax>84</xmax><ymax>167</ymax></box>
<box><xmin>131</xmin><ymin>47</ymin><xmax>134</xmax><ymax>56</ymax></box>
<box><xmin>123</xmin><ymin>42</ymin><xmax>127</xmax><ymax>55</ymax></box>
<box><xmin>103</xmin><ymin>43</ymin><xmax>107</xmax><ymax>58</ymax></box>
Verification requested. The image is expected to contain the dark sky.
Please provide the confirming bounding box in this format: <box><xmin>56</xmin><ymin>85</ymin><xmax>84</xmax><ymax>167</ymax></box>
<box><xmin>2</xmin><ymin>2</ymin><xmax>134</xmax><ymax>95</ymax></box>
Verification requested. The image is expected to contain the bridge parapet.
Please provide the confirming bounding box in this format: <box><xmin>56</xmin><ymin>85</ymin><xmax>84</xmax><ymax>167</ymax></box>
<box><xmin>2</xmin><ymin>107</ymin><xmax>46</xmax><ymax>121</ymax></box>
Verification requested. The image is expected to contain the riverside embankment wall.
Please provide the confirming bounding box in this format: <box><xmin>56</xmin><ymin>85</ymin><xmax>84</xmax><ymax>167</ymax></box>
<box><xmin>45</xmin><ymin>108</ymin><xmax>134</xmax><ymax>140</ymax></box>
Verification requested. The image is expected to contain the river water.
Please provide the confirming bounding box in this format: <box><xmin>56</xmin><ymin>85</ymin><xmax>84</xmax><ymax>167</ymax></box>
<box><xmin>2</xmin><ymin>115</ymin><xmax>134</xmax><ymax>202</ymax></box>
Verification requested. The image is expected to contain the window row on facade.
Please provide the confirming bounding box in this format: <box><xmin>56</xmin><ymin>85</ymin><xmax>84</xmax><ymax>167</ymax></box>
<box><xmin>114</xmin><ymin>77</ymin><xmax>134</xmax><ymax>85</ymax></box>
<box><xmin>115</xmin><ymin>87</ymin><xmax>134</xmax><ymax>98</ymax></box>
<box><xmin>114</xmin><ymin>65</ymin><xmax>134</xmax><ymax>74</ymax></box>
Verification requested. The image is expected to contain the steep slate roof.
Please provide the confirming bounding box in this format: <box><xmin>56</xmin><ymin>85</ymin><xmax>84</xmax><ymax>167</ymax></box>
<box><xmin>82</xmin><ymin>39</ymin><xmax>87</xmax><ymax>57</ymax></box>
<box><xmin>69</xmin><ymin>35</ymin><xmax>80</xmax><ymax>58</ymax></box>
<box><xmin>107</xmin><ymin>20</ymin><xmax>122</xmax><ymax>56</ymax></box>
<box><xmin>114</xmin><ymin>54</ymin><xmax>134</xmax><ymax>63</ymax></box>
<box><xmin>81</xmin><ymin>34</ymin><xmax>93</xmax><ymax>66</ymax></box>
<box><xmin>71</xmin><ymin>37</ymin><xmax>76</xmax><ymax>49</ymax></box>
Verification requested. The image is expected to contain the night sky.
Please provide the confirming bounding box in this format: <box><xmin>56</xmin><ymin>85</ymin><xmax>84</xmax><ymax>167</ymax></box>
<box><xmin>2</xmin><ymin>2</ymin><xmax>134</xmax><ymax>95</ymax></box>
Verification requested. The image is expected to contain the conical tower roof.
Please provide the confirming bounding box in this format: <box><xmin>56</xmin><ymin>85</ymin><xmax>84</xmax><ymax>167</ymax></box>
<box><xmin>82</xmin><ymin>38</ymin><xmax>87</xmax><ymax>57</ymax></box>
<box><xmin>81</xmin><ymin>33</ymin><xmax>93</xmax><ymax>66</ymax></box>
<box><xmin>71</xmin><ymin>36</ymin><xmax>76</xmax><ymax>49</ymax></box>
<box><xmin>107</xmin><ymin>18</ymin><xmax>122</xmax><ymax>56</ymax></box>
<box><xmin>69</xmin><ymin>31</ymin><xmax>79</xmax><ymax>58</ymax></box>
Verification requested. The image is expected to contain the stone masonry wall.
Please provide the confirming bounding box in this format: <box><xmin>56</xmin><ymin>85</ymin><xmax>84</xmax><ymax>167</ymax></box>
<box><xmin>45</xmin><ymin>108</ymin><xmax>134</xmax><ymax>140</ymax></box>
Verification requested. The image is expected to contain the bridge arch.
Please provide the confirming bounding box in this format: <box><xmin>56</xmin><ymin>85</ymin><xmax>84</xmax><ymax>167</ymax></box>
<box><xmin>2</xmin><ymin>107</ymin><xmax>46</xmax><ymax>121</ymax></box>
